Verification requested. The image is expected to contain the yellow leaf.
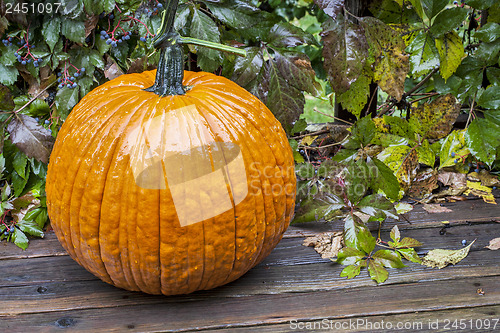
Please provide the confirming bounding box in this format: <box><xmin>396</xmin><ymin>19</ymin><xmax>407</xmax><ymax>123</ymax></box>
<box><xmin>464</xmin><ymin>181</ymin><xmax>497</xmax><ymax>204</ymax></box>
<box><xmin>300</xmin><ymin>135</ymin><xmax>317</xmax><ymax>146</ymax></box>
<box><xmin>422</xmin><ymin>240</ymin><xmax>475</xmax><ymax>269</ymax></box>
<box><xmin>435</xmin><ymin>31</ymin><xmax>465</xmax><ymax>80</ymax></box>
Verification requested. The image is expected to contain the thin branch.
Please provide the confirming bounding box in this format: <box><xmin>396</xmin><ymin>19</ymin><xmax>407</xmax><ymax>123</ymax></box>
<box><xmin>290</xmin><ymin>129</ymin><xmax>331</xmax><ymax>140</ymax></box>
<box><xmin>465</xmin><ymin>93</ymin><xmax>476</xmax><ymax>128</ymax></box>
<box><xmin>313</xmin><ymin>109</ymin><xmax>354</xmax><ymax>126</ymax></box>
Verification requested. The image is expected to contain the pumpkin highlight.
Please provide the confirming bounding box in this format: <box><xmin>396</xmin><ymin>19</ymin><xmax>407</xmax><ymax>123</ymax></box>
<box><xmin>46</xmin><ymin>70</ymin><xmax>296</xmax><ymax>295</ymax></box>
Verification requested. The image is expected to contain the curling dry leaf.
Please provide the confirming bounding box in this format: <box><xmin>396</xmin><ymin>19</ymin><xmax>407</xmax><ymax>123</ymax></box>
<box><xmin>464</xmin><ymin>181</ymin><xmax>496</xmax><ymax>205</ymax></box>
<box><xmin>303</xmin><ymin>232</ymin><xmax>344</xmax><ymax>259</ymax></box>
<box><xmin>437</xmin><ymin>171</ymin><xmax>467</xmax><ymax>188</ymax></box>
<box><xmin>485</xmin><ymin>238</ymin><xmax>500</xmax><ymax>250</ymax></box>
<box><xmin>423</xmin><ymin>203</ymin><xmax>452</xmax><ymax>214</ymax></box>
<box><xmin>422</xmin><ymin>240</ymin><xmax>475</xmax><ymax>269</ymax></box>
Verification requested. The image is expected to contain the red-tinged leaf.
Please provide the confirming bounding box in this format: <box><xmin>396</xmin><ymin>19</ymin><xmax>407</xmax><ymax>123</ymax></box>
<box><xmin>230</xmin><ymin>47</ymin><xmax>264</xmax><ymax>88</ymax></box>
<box><xmin>398</xmin><ymin>237</ymin><xmax>424</xmax><ymax>248</ymax></box>
<box><xmin>292</xmin><ymin>191</ymin><xmax>345</xmax><ymax>224</ymax></box>
<box><xmin>314</xmin><ymin>0</ymin><xmax>345</xmax><ymax>20</ymax></box>
<box><xmin>336</xmin><ymin>246</ymin><xmax>365</xmax><ymax>265</ymax></box>
<box><xmin>6</xmin><ymin>115</ymin><xmax>54</xmax><ymax>164</ymax></box>
<box><xmin>368</xmin><ymin>260</ymin><xmax>389</xmax><ymax>283</ymax></box>
<box><xmin>275</xmin><ymin>52</ymin><xmax>321</xmax><ymax>95</ymax></box>
<box><xmin>390</xmin><ymin>225</ymin><xmax>401</xmax><ymax>243</ymax></box>
<box><xmin>397</xmin><ymin>248</ymin><xmax>422</xmax><ymax>263</ymax></box>
<box><xmin>321</xmin><ymin>14</ymin><xmax>368</xmax><ymax>94</ymax></box>
<box><xmin>0</xmin><ymin>84</ymin><xmax>14</xmax><ymax>112</ymax></box>
<box><xmin>267</xmin><ymin>22</ymin><xmax>315</xmax><ymax>48</ymax></box>
<box><xmin>340</xmin><ymin>264</ymin><xmax>361</xmax><ymax>279</ymax></box>
<box><xmin>373</xmin><ymin>249</ymin><xmax>406</xmax><ymax>268</ymax></box>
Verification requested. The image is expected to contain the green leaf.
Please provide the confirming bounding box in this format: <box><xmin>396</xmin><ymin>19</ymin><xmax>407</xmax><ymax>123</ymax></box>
<box><xmin>55</xmin><ymin>86</ymin><xmax>80</xmax><ymax>120</ymax></box>
<box><xmin>289</xmin><ymin>139</ymin><xmax>304</xmax><ymax>163</ymax></box>
<box><xmin>42</xmin><ymin>16</ymin><xmax>61</xmax><ymax>52</ymax></box>
<box><xmin>340</xmin><ymin>264</ymin><xmax>362</xmax><ymax>279</ymax></box>
<box><xmin>0</xmin><ymin>63</ymin><xmax>18</xmax><ymax>86</ymax></box>
<box><xmin>360</xmin><ymin>16</ymin><xmax>409</xmax><ymax>101</ymax></box>
<box><xmin>474</xmin><ymin>39</ymin><xmax>500</xmax><ymax>66</ymax></box>
<box><xmin>416</xmin><ymin>139</ymin><xmax>436</xmax><ymax>167</ymax></box>
<box><xmin>367</xmin><ymin>157</ymin><xmax>400</xmax><ymax>201</ymax></box>
<box><xmin>467</xmin><ymin>0</ymin><xmax>497</xmax><ymax>10</ymax></box>
<box><xmin>410</xmin><ymin>94</ymin><xmax>461</xmax><ymax>139</ymax></box>
<box><xmin>61</xmin><ymin>19</ymin><xmax>85</xmax><ymax>44</ymax></box>
<box><xmin>1</xmin><ymin>182</ymin><xmax>10</xmax><ymax>201</ymax></box>
<box><xmin>398</xmin><ymin>248</ymin><xmax>422</xmax><ymax>263</ymax></box>
<box><xmin>357</xmin><ymin>226</ymin><xmax>376</xmax><ymax>254</ymax></box>
<box><xmin>205</xmin><ymin>1</ymin><xmax>259</xmax><ymax>30</ymax></box>
<box><xmin>11</xmin><ymin>150</ymin><xmax>28</xmax><ymax>180</ymax></box>
<box><xmin>439</xmin><ymin>129</ymin><xmax>470</xmax><ymax>168</ymax></box>
<box><xmin>230</xmin><ymin>47</ymin><xmax>263</xmax><ymax>88</ymax></box>
<box><xmin>0</xmin><ymin>45</ymin><xmax>17</xmax><ymax>66</ymax></box>
<box><xmin>332</xmin><ymin>148</ymin><xmax>358</xmax><ymax>162</ymax></box>
<box><xmin>292</xmin><ymin>192</ymin><xmax>345</xmax><ymax>224</ymax></box>
<box><xmin>321</xmin><ymin>14</ymin><xmax>368</xmax><ymax>94</ymax></box>
<box><xmin>421</xmin><ymin>0</ymin><xmax>449</xmax><ymax>19</ymax></box>
<box><xmin>343</xmin><ymin>160</ymin><xmax>370</xmax><ymax>204</ymax></box>
<box><xmin>267</xmin><ymin>21</ymin><xmax>315</xmax><ymax>48</ymax></box>
<box><xmin>17</xmin><ymin>220</ymin><xmax>44</xmax><ymax>238</ymax></box>
<box><xmin>407</xmin><ymin>31</ymin><xmax>440</xmax><ymax>77</ymax></box>
<box><xmin>351</xmin><ymin>116</ymin><xmax>376</xmax><ymax>147</ymax></box>
<box><xmin>465</xmin><ymin>117</ymin><xmax>499</xmax><ymax>167</ymax></box>
<box><xmin>377</xmin><ymin>145</ymin><xmax>417</xmax><ymax>191</ymax></box>
<box><xmin>314</xmin><ymin>0</ymin><xmax>345</xmax><ymax>20</ymax></box>
<box><xmin>190</xmin><ymin>8</ymin><xmax>223</xmax><ymax>72</ymax></box>
<box><xmin>435</xmin><ymin>31</ymin><xmax>465</xmax><ymax>80</ymax></box>
<box><xmin>0</xmin><ymin>84</ymin><xmax>14</xmax><ymax>112</ymax></box>
<box><xmin>296</xmin><ymin>163</ymin><xmax>316</xmax><ymax>179</ymax></box>
<box><xmin>343</xmin><ymin>214</ymin><xmax>362</xmax><ymax>248</ymax></box>
<box><xmin>337</xmin><ymin>71</ymin><xmax>370</xmax><ymax>118</ymax></box>
<box><xmin>430</xmin><ymin>7</ymin><xmax>468</xmax><ymax>38</ymax></box>
<box><xmin>474</xmin><ymin>22</ymin><xmax>500</xmax><ymax>43</ymax></box>
<box><xmin>486</xmin><ymin>67</ymin><xmax>500</xmax><ymax>86</ymax></box>
<box><xmin>357</xmin><ymin>194</ymin><xmax>398</xmax><ymax>220</ymax></box>
<box><xmin>12</xmin><ymin>227</ymin><xmax>29</xmax><ymax>250</ymax></box>
<box><xmin>477</xmin><ymin>85</ymin><xmax>500</xmax><ymax>109</ymax></box>
<box><xmin>368</xmin><ymin>260</ymin><xmax>389</xmax><ymax>283</ymax></box>
<box><xmin>337</xmin><ymin>246</ymin><xmax>365</xmax><ymax>265</ymax></box>
<box><xmin>373</xmin><ymin>249</ymin><xmax>406</xmax><ymax>268</ymax></box>
<box><xmin>398</xmin><ymin>237</ymin><xmax>424</xmax><ymax>248</ymax></box>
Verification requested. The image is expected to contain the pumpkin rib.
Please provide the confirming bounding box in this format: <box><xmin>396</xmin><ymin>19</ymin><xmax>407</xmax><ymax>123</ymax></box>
<box><xmin>99</xmin><ymin>96</ymin><xmax>154</xmax><ymax>291</ymax></box>
<box><xmin>49</xmin><ymin>88</ymin><xmax>142</xmax><ymax>266</ymax></box>
<box><xmin>190</xmin><ymin>92</ymin><xmax>273</xmax><ymax>283</ymax></box>
<box><xmin>72</xmin><ymin>94</ymin><xmax>150</xmax><ymax>284</ymax></box>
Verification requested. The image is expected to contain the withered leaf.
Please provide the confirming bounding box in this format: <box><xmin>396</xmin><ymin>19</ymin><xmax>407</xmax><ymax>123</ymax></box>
<box><xmin>6</xmin><ymin>115</ymin><xmax>54</xmax><ymax>163</ymax></box>
<box><xmin>485</xmin><ymin>238</ymin><xmax>500</xmax><ymax>250</ymax></box>
<box><xmin>423</xmin><ymin>203</ymin><xmax>452</xmax><ymax>214</ymax></box>
<box><xmin>422</xmin><ymin>240</ymin><xmax>475</xmax><ymax>269</ymax></box>
<box><xmin>411</xmin><ymin>94</ymin><xmax>461</xmax><ymax>140</ymax></box>
<box><xmin>437</xmin><ymin>170</ymin><xmax>467</xmax><ymax>188</ymax></box>
<box><xmin>303</xmin><ymin>231</ymin><xmax>344</xmax><ymax>259</ymax></box>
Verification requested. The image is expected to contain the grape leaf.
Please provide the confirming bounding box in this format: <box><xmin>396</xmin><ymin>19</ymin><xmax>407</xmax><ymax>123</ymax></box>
<box><xmin>465</xmin><ymin>117</ymin><xmax>499</xmax><ymax>167</ymax></box>
<box><xmin>373</xmin><ymin>249</ymin><xmax>405</xmax><ymax>268</ymax></box>
<box><xmin>42</xmin><ymin>16</ymin><xmax>61</xmax><ymax>52</ymax></box>
<box><xmin>407</xmin><ymin>31</ymin><xmax>440</xmax><ymax>77</ymax></box>
<box><xmin>435</xmin><ymin>31</ymin><xmax>465</xmax><ymax>80</ymax></box>
<box><xmin>430</xmin><ymin>7</ymin><xmax>469</xmax><ymax>38</ymax></box>
<box><xmin>368</xmin><ymin>260</ymin><xmax>389</xmax><ymax>283</ymax></box>
<box><xmin>6</xmin><ymin>115</ymin><xmax>54</xmax><ymax>164</ymax></box>
<box><xmin>190</xmin><ymin>8</ymin><xmax>223</xmax><ymax>72</ymax></box>
<box><xmin>0</xmin><ymin>63</ymin><xmax>18</xmax><ymax>86</ymax></box>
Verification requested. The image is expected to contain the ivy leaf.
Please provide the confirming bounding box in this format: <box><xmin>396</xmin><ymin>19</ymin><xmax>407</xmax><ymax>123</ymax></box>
<box><xmin>367</xmin><ymin>157</ymin><xmax>400</xmax><ymax>201</ymax></box>
<box><xmin>6</xmin><ymin>115</ymin><xmax>54</xmax><ymax>164</ymax></box>
<box><xmin>340</xmin><ymin>264</ymin><xmax>362</xmax><ymax>279</ymax></box>
<box><xmin>230</xmin><ymin>47</ymin><xmax>263</xmax><ymax>88</ymax></box>
<box><xmin>465</xmin><ymin>117</ymin><xmax>499</xmax><ymax>167</ymax></box>
<box><xmin>267</xmin><ymin>22</ymin><xmax>315</xmax><ymax>48</ymax></box>
<box><xmin>435</xmin><ymin>31</ymin><xmax>465</xmax><ymax>80</ymax></box>
<box><xmin>314</xmin><ymin>0</ymin><xmax>345</xmax><ymax>20</ymax></box>
<box><xmin>477</xmin><ymin>85</ymin><xmax>500</xmax><ymax>109</ymax></box>
<box><xmin>439</xmin><ymin>129</ymin><xmax>470</xmax><ymax>168</ymax></box>
<box><xmin>416</xmin><ymin>139</ymin><xmax>436</xmax><ymax>167</ymax></box>
<box><xmin>190</xmin><ymin>8</ymin><xmax>222</xmax><ymax>72</ymax></box>
<box><xmin>429</xmin><ymin>7</ymin><xmax>469</xmax><ymax>38</ymax></box>
<box><xmin>397</xmin><ymin>248</ymin><xmax>422</xmax><ymax>263</ymax></box>
<box><xmin>337</xmin><ymin>71</ymin><xmax>370</xmax><ymax>118</ymax></box>
<box><xmin>321</xmin><ymin>14</ymin><xmax>368</xmax><ymax>94</ymax></box>
<box><xmin>398</xmin><ymin>237</ymin><xmax>424</xmax><ymax>248</ymax></box>
<box><xmin>275</xmin><ymin>52</ymin><xmax>321</xmax><ymax>95</ymax></box>
<box><xmin>373</xmin><ymin>249</ymin><xmax>405</xmax><ymax>268</ymax></box>
<box><xmin>205</xmin><ymin>1</ymin><xmax>259</xmax><ymax>30</ymax></box>
<box><xmin>360</xmin><ymin>17</ymin><xmax>409</xmax><ymax>101</ymax></box>
<box><xmin>377</xmin><ymin>145</ymin><xmax>418</xmax><ymax>191</ymax></box>
<box><xmin>17</xmin><ymin>219</ymin><xmax>44</xmax><ymax>238</ymax></box>
<box><xmin>0</xmin><ymin>84</ymin><xmax>14</xmax><ymax>112</ymax></box>
<box><xmin>357</xmin><ymin>194</ymin><xmax>398</xmax><ymax>220</ymax></box>
<box><xmin>390</xmin><ymin>225</ymin><xmax>401</xmax><ymax>243</ymax></box>
<box><xmin>292</xmin><ymin>192</ymin><xmax>345</xmax><ymax>224</ymax></box>
<box><xmin>336</xmin><ymin>246</ymin><xmax>365</xmax><ymax>265</ymax></box>
<box><xmin>12</xmin><ymin>227</ymin><xmax>29</xmax><ymax>250</ymax></box>
<box><xmin>357</xmin><ymin>226</ymin><xmax>376</xmax><ymax>254</ymax></box>
<box><xmin>410</xmin><ymin>94</ymin><xmax>461</xmax><ymax>140</ymax></box>
<box><xmin>474</xmin><ymin>22</ymin><xmax>500</xmax><ymax>43</ymax></box>
<box><xmin>407</xmin><ymin>31</ymin><xmax>440</xmax><ymax>77</ymax></box>
<box><xmin>368</xmin><ymin>260</ymin><xmax>389</xmax><ymax>283</ymax></box>
<box><xmin>421</xmin><ymin>0</ymin><xmax>448</xmax><ymax>19</ymax></box>
<box><xmin>0</xmin><ymin>63</ymin><xmax>18</xmax><ymax>86</ymax></box>
<box><xmin>61</xmin><ymin>19</ymin><xmax>85</xmax><ymax>44</ymax></box>
<box><xmin>42</xmin><ymin>16</ymin><xmax>61</xmax><ymax>52</ymax></box>
<box><xmin>259</xmin><ymin>58</ymin><xmax>304</xmax><ymax>133</ymax></box>
<box><xmin>55</xmin><ymin>85</ymin><xmax>80</xmax><ymax>120</ymax></box>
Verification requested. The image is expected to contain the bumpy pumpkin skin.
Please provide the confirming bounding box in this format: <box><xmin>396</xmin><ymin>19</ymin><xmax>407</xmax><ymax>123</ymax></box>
<box><xmin>46</xmin><ymin>70</ymin><xmax>296</xmax><ymax>295</ymax></box>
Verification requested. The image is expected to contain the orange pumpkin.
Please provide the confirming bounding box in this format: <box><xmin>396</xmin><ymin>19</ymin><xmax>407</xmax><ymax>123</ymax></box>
<box><xmin>46</xmin><ymin>68</ymin><xmax>296</xmax><ymax>295</ymax></box>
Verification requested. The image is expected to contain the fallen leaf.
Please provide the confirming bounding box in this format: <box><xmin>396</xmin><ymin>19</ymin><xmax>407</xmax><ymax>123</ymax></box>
<box><xmin>421</xmin><ymin>240</ymin><xmax>475</xmax><ymax>269</ymax></box>
<box><xmin>408</xmin><ymin>168</ymin><xmax>438</xmax><ymax>199</ymax></box>
<box><xmin>395</xmin><ymin>202</ymin><xmax>414</xmax><ymax>214</ymax></box>
<box><xmin>485</xmin><ymin>238</ymin><xmax>500</xmax><ymax>250</ymax></box>
<box><xmin>437</xmin><ymin>171</ymin><xmax>467</xmax><ymax>188</ymax></box>
<box><xmin>300</xmin><ymin>135</ymin><xmax>318</xmax><ymax>146</ymax></box>
<box><xmin>423</xmin><ymin>203</ymin><xmax>452</xmax><ymax>214</ymax></box>
<box><xmin>303</xmin><ymin>231</ymin><xmax>344</xmax><ymax>259</ymax></box>
<box><xmin>477</xmin><ymin>170</ymin><xmax>500</xmax><ymax>187</ymax></box>
<box><xmin>464</xmin><ymin>181</ymin><xmax>496</xmax><ymax>204</ymax></box>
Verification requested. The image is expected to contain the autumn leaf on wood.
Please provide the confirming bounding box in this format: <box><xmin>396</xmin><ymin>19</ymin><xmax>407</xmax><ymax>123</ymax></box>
<box><xmin>6</xmin><ymin>115</ymin><xmax>54</xmax><ymax>164</ymax></box>
<box><xmin>421</xmin><ymin>240</ymin><xmax>475</xmax><ymax>269</ymax></box>
<box><xmin>485</xmin><ymin>238</ymin><xmax>500</xmax><ymax>250</ymax></box>
<box><xmin>423</xmin><ymin>203</ymin><xmax>452</xmax><ymax>214</ymax></box>
<box><xmin>303</xmin><ymin>232</ymin><xmax>344</xmax><ymax>259</ymax></box>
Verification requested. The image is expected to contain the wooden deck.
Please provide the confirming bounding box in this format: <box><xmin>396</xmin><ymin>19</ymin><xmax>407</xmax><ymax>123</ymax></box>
<box><xmin>1</xmin><ymin>196</ymin><xmax>500</xmax><ymax>332</ymax></box>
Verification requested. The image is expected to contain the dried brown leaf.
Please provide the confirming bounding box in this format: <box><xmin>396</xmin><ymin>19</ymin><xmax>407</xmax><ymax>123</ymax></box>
<box><xmin>486</xmin><ymin>238</ymin><xmax>500</xmax><ymax>250</ymax></box>
<box><xmin>437</xmin><ymin>170</ymin><xmax>467</xmax><ymax>188</ymax></box>
<box><xmin>303</xmin><ymin>232</ymin><xmax>344</xmax><ymax>259</ymax></box>
<box><xmin>423</xmin><ymin>203</ymin><xmax>452</xmax><ymax>214</ymax></box>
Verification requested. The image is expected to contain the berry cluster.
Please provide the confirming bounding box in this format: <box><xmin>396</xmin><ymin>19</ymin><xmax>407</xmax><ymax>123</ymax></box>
<box><xmin>12</xmin><ymin>38</ymin><xmax>42</xmax><ymax>67</ymax></box>
<box><xmin>144</xmin><ymin>2</ymin><xmax>163</xmax><ymax>17</ymax></box>
<box><xmin>101</xmin><ymin>30</ymin><xmax>132</xmax><ymax>47</ymax></box>
<box><xmin>57</xmin><ymin>65</ymin><xmax>85</xmax><ymax>89</ymax></box>
<box><xmin>1</xmin><ymin>213</ymin><xmax>14</xmax><ymax>237</ymax></box>
<box><xmin>1</xmin><ymin>36</ymin><xmax>13</xmax><ymax>46</ymax></box>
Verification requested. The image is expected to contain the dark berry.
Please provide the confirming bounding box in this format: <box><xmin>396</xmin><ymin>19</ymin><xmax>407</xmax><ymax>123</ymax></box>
<box><xmin>81</xmin><ymin>67</ymin><xmax>85</xmax><ymax>72</ymax></box>
<box><xmin>451</xmin><ymin>152</ymin><xmax>456</xmax><ymax>157</ymax></box>
<box><xmin>45</xmin><ymin>119</ymin><xmax>50</xmax><ymax>124</ymax></box>
<box><xmin>461</xmin><ymin>239</ymin><xmax>467</xmax><ymax>246</ymax></box>
<box><xmin>157</xmin><ymin>3</ymin><xmax>163</xmax><ymax>7</ymax></box>
<box><xmin>111</xmin><ymin>41</ymin><xmax>117</xmax><ymax>47</ymax></box>
<box><xmin>74</xmin><ymin>72</ymin><xmax>79</xmax><ymax>77</ymax></box>
<box><xmin>67</xmin><ymin>83</ymin><xmax>72</xmax><ymax>88</ymax></box>
<box><xmin>106</xmin><ymin>38</ymin><xmax>112</xmax><ymax>45</ymax></box>
<box><xmin>70</xmin><ymin>76</ymin><xmax>75</xmax><ymax>81</ymax></box>
<box><xmin>21</xmin><ymin>60</ymin><xmax>26</xmax><ymax>65</ymax></box>
<box><xmin>3</xmin><ymin>230</ymin><xmax>8</xmax><ymax>236</ymax></box>
<box><xmin>72</xmin><ymin>83</ymin><xmax>77</xmax><ymax>88</ymax></box>
<box><xmin>118</xmin><ymin>39</ymin><xmax>122</xmax><ymax>43</ymax></box>
<box><xmin>475</xmin><ymin>168</ymin><xmax>480</xmax><ymax>173</ymax></box>
<box><xmin>34</xmin><ymin>61</ymin><xmax>38</xmax><ymax>67</ymax></box>
<box><xmin>100</xmin><ymin>30</ymin><xmax>107</xmax><ymax>36</ymax></box>
<box><xmin>109</xmin><ymin>14</ymin><xmax>114</xmax><ymax>19</ymax></box>
<box><xmin>101</xmin><ymin>35</ymin><xmax>106</xmax><ymax>40</ymax></box>
<box><xmin>140</xmin><ymin>37</ymin><xmax>146</xmax><ymax>42</ymax></box>
<box><xmin>454</xmin><ymin>159</ymin><xmax>458</xmax><ymax>163</ymax></box>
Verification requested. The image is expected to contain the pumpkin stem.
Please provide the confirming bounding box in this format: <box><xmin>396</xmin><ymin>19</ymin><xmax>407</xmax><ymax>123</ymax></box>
<box><xmin>144</xmin><ymin>0</ymin><xmax>185</xmax><ymax>96</ymax></box>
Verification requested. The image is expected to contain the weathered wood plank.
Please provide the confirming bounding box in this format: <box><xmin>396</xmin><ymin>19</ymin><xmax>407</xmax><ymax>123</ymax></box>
<box><xmin>205</xmin><ymin>305</ymin><xmax>500</xmax><ymax>332</ymax></box>
<box><xmin>0</xmin><ymin>232</ymin><xmax>66</xmax><ymax>260</ymax></box>
<box><xmin>286</xmin><ymin>198</ymin><xmax>500</xmax><ymax>237</ymax></box>
<box><xmin>1</xmin><ymin>276</ymin><xmax>499</xmax><ymax>332</ymax></box>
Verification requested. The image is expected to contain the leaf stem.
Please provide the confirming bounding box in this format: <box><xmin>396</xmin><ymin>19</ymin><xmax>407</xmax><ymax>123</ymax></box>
<box><xmin>180</xmin><ymin>37</ymin><xmax>246</xmax><ymax>57</ymax></box>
